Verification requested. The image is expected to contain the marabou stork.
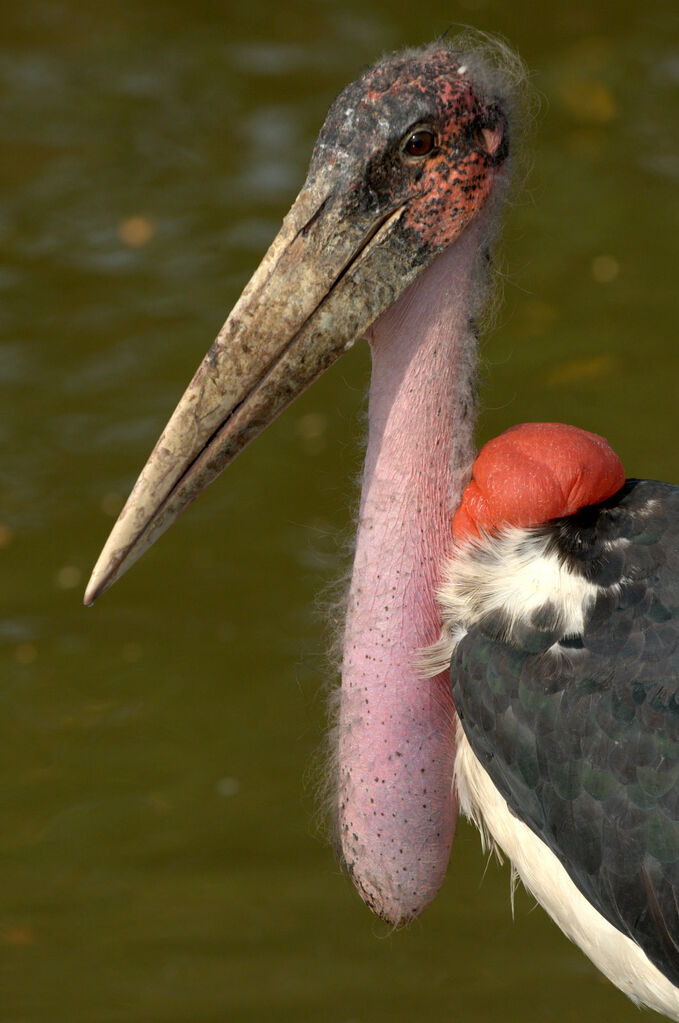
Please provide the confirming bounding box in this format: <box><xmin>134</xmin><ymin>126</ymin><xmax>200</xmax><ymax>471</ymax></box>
<box><xmin>85</xmin><ymin>40</ymin><xmax>679</xmax><ymax>1018</ymax></box>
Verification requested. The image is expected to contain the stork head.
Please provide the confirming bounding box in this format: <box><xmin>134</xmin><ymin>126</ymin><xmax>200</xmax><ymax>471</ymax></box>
<box><xmin>84</xmin><ymin>40</ymin><xmax>521</xmax><ymax>605</ymax></box>
<box><xmin>307</xmin><ymin>45</ymin><xmax>507</xmax><ymax>257</ymax></box>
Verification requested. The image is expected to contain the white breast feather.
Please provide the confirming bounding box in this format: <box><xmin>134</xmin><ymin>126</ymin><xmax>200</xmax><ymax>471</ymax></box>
<box><xmin>422</xmin><ymin>527</ymin><xmax>601</xmax><ymax>676</ymax></box>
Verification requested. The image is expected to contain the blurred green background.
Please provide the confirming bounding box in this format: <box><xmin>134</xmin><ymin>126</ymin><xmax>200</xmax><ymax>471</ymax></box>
<box><xmin>2</xmin><ymin>1</ymin><xmax>678</xmax><ymax>1020</ymax></box>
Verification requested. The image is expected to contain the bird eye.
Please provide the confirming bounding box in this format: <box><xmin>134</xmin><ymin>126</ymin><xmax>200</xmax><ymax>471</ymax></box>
<box><xmin>402</xmin><ymin>128</ymin><xmax>437</xmax><ymax>159</ymax></box>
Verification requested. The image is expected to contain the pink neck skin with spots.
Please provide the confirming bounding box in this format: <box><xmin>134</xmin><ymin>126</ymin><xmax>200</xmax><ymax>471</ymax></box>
<box><xmin>338</xmin><ymin>216</ymin><xmax>488</xmax><ymax>924</ymax></box>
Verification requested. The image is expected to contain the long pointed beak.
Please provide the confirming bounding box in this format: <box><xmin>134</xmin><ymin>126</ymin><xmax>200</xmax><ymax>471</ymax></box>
<box><xmin>85</xmin><ymin>178</ymin><xmax>415</xmax><ymax>604</ymax></box>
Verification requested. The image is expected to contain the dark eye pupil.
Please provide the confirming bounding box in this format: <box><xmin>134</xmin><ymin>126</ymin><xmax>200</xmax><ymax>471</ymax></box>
<box><xmin>404</xmin><ymin>129</ymin><xmax>435</xmax><ymax>157</ymax></box>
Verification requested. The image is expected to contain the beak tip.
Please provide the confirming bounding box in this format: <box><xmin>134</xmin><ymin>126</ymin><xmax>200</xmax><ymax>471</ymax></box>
<box><xmin>83</xmin><ymin>578</ymin><xmax>101</xmax><ymax>607</ymax></box>
<box><xmin>83</xmin><ymin>563</ymin><xmax>113</xmax><ymax>606</ymax></box>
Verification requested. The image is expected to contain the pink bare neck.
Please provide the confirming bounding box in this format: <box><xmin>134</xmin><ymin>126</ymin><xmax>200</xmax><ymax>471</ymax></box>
<box><xmin>338</xmin><ymin>217</ymin><xmax>489</xmax><ymax>923</ymax></box>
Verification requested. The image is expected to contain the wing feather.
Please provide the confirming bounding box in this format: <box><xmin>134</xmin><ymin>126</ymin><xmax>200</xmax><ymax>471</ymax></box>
<box><xmin>452</xmin><ymin>480</ymin><xmax>679</xmax><ymax>984</ymax></box>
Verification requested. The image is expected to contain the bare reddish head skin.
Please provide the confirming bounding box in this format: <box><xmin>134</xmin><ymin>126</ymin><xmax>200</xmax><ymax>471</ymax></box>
<box><xmin>310</xmin><ymin>46</ymin><xmax>507</xmax><ymax>265</ymax></box>
<box><xmin>453</xmin><ymin>422</ymin><xmax>626</xmax><ymax>543</ymax></box>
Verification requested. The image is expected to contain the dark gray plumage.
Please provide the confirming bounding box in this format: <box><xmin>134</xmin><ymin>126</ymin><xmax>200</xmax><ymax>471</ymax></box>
<box><xmin>452</xmin><ymin>480</ymin><xmax>679</xmax><ymax>984</ymax></box>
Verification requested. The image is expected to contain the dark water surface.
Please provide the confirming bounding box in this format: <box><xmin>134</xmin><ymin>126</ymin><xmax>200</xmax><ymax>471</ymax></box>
<box><xmin>3</xmin><ymin>1</ymin><xmax>678</xmax><ymax>1020</ymax></box>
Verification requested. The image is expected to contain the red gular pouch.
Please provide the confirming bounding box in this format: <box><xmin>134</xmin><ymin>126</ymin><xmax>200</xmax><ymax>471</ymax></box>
<box><xmin>453</xmin><ymin>422</ymin><xmax>626</xmax><ymax>544</ymax></box>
